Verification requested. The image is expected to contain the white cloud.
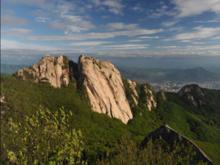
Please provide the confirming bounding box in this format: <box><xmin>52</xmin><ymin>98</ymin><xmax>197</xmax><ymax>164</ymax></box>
<box><xmin>91</xmin><ymin>0</ymin><xmax>124</xmax><ymax>15</ymax></box>
<box><xmin>149</xmin><ymin>4</ymin><xmax>177</xmax><ymax>18</ymax></box>
<box><xmin>35</xmin><ymin>17</ymin><xmax>49</xmax><ymax>23</ymax></box>
<box><xmin>106</xmin><ymin>22</ymin><xmax>138</xmax><ymax>30</ymax></box>
<box><xmin>29</xmin><ymin>28</ymin><xmax>162</xmax><ymax>41</ymax></box>
<box><xmin>10</xmin><ymin>0</ymin><xmax>95</xmax><ymax>34</ymax></box>
<box><xmin>50</xmin><ymin>17</ymin><xmax>93</xmax><ymax>34</ymax></box>
<box><xmin>2</xmin><ymin>28</ymin><xmax>32</xmax><ymax>36</ymax></box>
<box><xmin>195</xmin><ymin>18</ymin><xmax>220</xmax><ymax>24</ymax></box>
<box><xmin>158</xmin><ymin>45</ymin><xmax>178</xmax><ymax>49</ymax></box>
<box><xmin>2</xmin><ymin>39</ymin><xmax>220</xmax><ymax>57</ymax></box>
<box><xmin>99</xmin><ymin>44</ymin><xmax>220</xmax><ymax>57</ymax></box>
<box><xmin>99</xmin><ymin>43</ymin><xmax>148</xmax><ymax>50</ymax></box>
<box><xmin>158</xmin><ymin>44</ymin><xmax>220</xmax><ymax>56</ymax></box>
<box><xmin>128</xmin><ymin>39</ymin><xmax>144</xmax><ymax>43</ymax></box>
<box><xmin>173</xmin><ymin>0</ymin><xmax>220</xmax><ymax>17</ymax></box>
<box><xmin>1</xmin><ymin>15</ymin><xmax>28</xmax><ymax>25</ymax></box>
<box><xmin>174</xmin><ymin>26</ymin><xmax>220</xmax><ymax>40</ymax></box>
<box><xmin>70</xmin><ymin>42</ymin><xmax>149</xmax><ymax>50</ymax></box>
<box><xmin>1</xmin><ymin>39</ymin><xmax>56</xmax><ymax>50</ymax></box>
<box><xmin>70</xmin><ymin>41</ymin><xmax>109</xmax><ymax>47</ymax></box>
<box><xmin>149</xmin><ymin>0</ymin><xmax>220</xmax><ymax>19</ymax></box>
<box><xmin>132</xmin><ymin>5</ymin><xmax>143</xmax><ymax>12</ymax></box>
<box><xmin>167</xmin><ymin>26</ymin><xmax>184</xmax><ymax>32</ymax></box>
<box><xmin>161</xmin><ymin>20</ymin><xmax>178</xmax><ymax>27</ymax></box>
<box><xmin>44</xmin><ymin>2</ymin><xmax>95</xmax><ymax>33</ymax></box>
<box><xmin>138</xmin><ymin>36</ymin><xmax>160</xmax><ymax>39</ymax></box>
<box><xmin>10</xmin><ymin>0</ymin><xmax>48</xmax><ymax>7</ymax></box>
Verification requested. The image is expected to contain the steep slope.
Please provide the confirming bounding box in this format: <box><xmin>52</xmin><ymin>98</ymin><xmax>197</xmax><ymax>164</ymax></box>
<box><xmin>141</xmin><ymin>125</ymin><xmax>213</xmax><ymax>165</ymax></box>
<box><xmin>124</xmin><ymin>79</ymin><xmax>157</xmax><ymax>111</ymax></box>
<box><xmin>177</xmin><ymin>84</ymin><xmax>220</xmax><ymax>127</ymax></box>
<box><xmin>0</xmin><ymin>76</ymin><xmax>130</xmax><ymax>164</ymax></box>
<box><xmin>14</xmin><ymin>54</ymin><xmax>159</xmax><ymax>124</ymax></box>
<box><xmin>14</xmin><ymin>55</ymin><xmax>134</xmax><ymax>124</ymax></box>
<box><xmin>2</xmin><ymin>72</ymin><xmax>220</xmax><ymax>164</ymax></box>
<box><xmin>78</xmin><ymin>55</ymin><xmax>133</xmax><ymax>124</ymax></box>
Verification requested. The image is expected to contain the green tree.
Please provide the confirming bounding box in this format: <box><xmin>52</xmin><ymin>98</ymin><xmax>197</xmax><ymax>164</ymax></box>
<box><xmin>96</xmin><ymin>137</ymin><xmax>208</xmax><ymax>165</ymax></box>
<box><xmin>1</xmin><ymin>107</ymin><xmax>86</xmax><ymax>165</ymax></box>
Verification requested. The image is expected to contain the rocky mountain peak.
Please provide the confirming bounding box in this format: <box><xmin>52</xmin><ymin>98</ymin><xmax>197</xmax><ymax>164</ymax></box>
<box><xmin>78</xmin><ymin>55</ymin><xmax>133</xmax><ymax>124</ymax></box>
<box><xmin>14</xmin><ymin>54</ymin><xmax>159</xmax><ymax>124</ymax></box>
<box><xmin>15</xmin><ymin>55</ymin><xmax>70</xmax><ymax>88</ymax></box>
<box><xmin>142</xmin><ymin>84</ymin><xmax>157</xmax><ymax>111</ymax></box>
<box><xmin>127</xmin><ymin>80</ymin><xmax>139</xmax><ymax>107</ymax></box>
<box><xmin>178</xmin><ymin>84</ymin><xmax>207</xmax><ymax>107</ymax></box>
<box><xmin>125</xmin><ymin>80</ymin><xmax>157</xmax><ymax>111</ymax></box>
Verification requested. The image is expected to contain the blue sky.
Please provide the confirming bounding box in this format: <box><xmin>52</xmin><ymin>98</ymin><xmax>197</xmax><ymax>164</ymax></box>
<box><xmin>1</xmin><ymin>0</ymin><xmax>220</xmax><ymax>57</ymax></box>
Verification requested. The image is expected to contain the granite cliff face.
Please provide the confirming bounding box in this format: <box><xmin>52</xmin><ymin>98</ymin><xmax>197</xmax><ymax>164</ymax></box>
<box><xmin>125</xmin><ymin>80</ymin><xmax>157</xmax><ymax>111</ymax></box>
<box><xmin>142</xmin><ymin>84</ymin><xmax>157</xmax><ymax>111</ymax></box>
<box><xmin>127</xmin><ymin>80</ymin><xmax>139</xmax><ymax>107</ymax></box>
<box><xmin>78</xmin><ymin>55</ymin><xmax>133</xmax><ymax>124</ymax></box>
<box><xmin>15</xmin><ymin>55</ymin><xmax>70</xmax><ymax>88</ymax></box>
<box><xmin>15</xmin><ymin>54</ymin><xmax>159</xmax><ymax>124</ymax></box>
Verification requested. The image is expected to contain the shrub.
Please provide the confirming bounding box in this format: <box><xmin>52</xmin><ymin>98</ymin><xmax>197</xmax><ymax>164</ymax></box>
<box><xmin>1</xmin><ymin>107</ymin><xmax>86</xmax><ymax>165</ymax></box>
<box><xmin>96</xmin><ymin>136</ymin><xmax>208</xmax><ymax>165</ymax></box>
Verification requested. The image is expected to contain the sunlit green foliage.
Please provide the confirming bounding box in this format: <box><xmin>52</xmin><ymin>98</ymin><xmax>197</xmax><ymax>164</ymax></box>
<box><xmin>1</xmin><ymin>107</ymin><xmax>86</xmax><ymax>165</ymax></box>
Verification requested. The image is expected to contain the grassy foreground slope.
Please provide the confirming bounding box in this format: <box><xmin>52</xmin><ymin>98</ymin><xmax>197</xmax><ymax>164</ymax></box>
<box><xmin>1</xmin><ymin>76</ymin><xmax>220</xmax><ymax>164</ymax></box>
<box><xmin>1</xmin><ymin>76</ymin><xmax>130</xmax><ymax>163</ymax></box>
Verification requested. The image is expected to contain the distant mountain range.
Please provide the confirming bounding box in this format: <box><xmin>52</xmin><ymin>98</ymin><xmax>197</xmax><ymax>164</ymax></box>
<box><xmin>2</xmin><ymin>63</ymin><xmax>220</xmax><ymax>85</ymax></box>
<box><xmin>120</xmin><ymin>67</ymin><xmax>220</xmax><ymax>83</ymax></box>
<box><xmin>1</xmin><ymin>64</ymin><xmax>26</xmax><ymax>75</ymax></box>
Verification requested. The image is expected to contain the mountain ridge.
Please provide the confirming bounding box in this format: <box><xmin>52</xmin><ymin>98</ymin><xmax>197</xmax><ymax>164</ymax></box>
<box><xmin>2</xmin><ymin>54</ymin><xmax>219</xmax><ymax>164</ymax></box>
<box><xmin>141</xmin><ymin>125</ymin><xmax>213</xmax><ymax>164</ymax></box>
<box><xmin>14</xmin><ymin>54</ymin><xmax>157</xmax><ymax>124</ymax></box>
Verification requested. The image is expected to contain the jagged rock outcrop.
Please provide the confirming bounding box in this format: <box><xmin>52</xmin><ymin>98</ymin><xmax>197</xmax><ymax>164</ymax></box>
<box><xmin>15</xmin><ymin>55</ymin><xmax>70</xmax><ymax>88</ymax></box>
<box><xmin>125</xmin><ymin>80</ymin><xmax>157</xmax><ymax>111</ymax></box>
<box><xmin>127</xmin><ymin>80</ymin><xmax>139</xmax><ymax>107</ymax></box>
<box><xmin>178</xmin><ymin>84</ymin><xmax>207</xmax><ymax>107</ymax></box>
<box><xmin>142</xmin><ymin>84</ymin><xmax>157</xmax><ymax>111</ymax></box>
<box><xmin>78</xmin><ymin>55</ymin><xmax>133</xmax><ymax>124</ymax></box>
<box><xmin>141</xmin><ymin>125</ymin><xmax>213</xmax><ymax>165</ymax></box>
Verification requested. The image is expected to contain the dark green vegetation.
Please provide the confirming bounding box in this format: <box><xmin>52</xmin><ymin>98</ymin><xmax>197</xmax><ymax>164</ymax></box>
<box><xmin>1</xmin><ymin>76</ymin><xmax>220</xmax><ymax>164</ymax></box>
<box><xmin>97</xmin><ymin>138</ymin><xmax>208</xmax><ymax>165</ymax></box>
